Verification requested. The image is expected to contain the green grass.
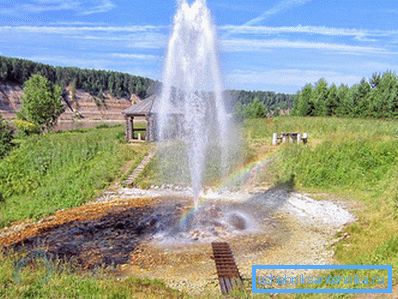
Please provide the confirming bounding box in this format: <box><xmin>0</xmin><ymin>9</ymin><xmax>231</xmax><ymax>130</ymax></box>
<box><xmin>245</xmin><ymin>116</ymin><xmax>398</xmax><ymax>293</ymax></box>
<box><xmin>0</xmin><ymin>252</ymin><xmax>186</xmax><ymax>299</ymax></box>
<box><xmin>0</xmin><ymin>126</ymin><xmax>148</xmax><ymax>228</ymax></box>
<box><xmin>244</xmin><ymin>116</ymin><xmax>398</xmax><ymax>143</ymax></box>
<box><xmin>2</xmin><ymin>116</ymin><xmax>398</xmax><ymax>298</ymax></box>
<box><xmin>136</xmin><ymin>135</ymin><xmax>252</xmax><ymax>189</ymax></box>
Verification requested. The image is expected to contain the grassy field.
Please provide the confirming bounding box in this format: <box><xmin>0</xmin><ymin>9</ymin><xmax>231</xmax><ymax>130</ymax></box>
<box><xmin>0</xmin><ymin>252</ymin><xmax>185</xmax><ymax>299</ymax></box>
<box><xmin>1</xmin><ymin>117</ymin><xmax>397</xmax><ymax>298</ymax></box>
<box><xmin>0</xmin><ymin>126</ymin><xmax>148</xmax><ymax>228</ymax></box>
<box><xmin>245</xmin><ymin>117</ymin><xmax>398</xmax><ymax>288</ymax></box>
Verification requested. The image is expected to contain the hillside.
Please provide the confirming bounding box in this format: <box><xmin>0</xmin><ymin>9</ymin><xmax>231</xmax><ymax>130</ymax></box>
<box><xmin>0</xmin><ymin>56</ymin><xmax>294</xmax><ymax>127</ymax></box>
<box><xmin>0</xmin><ymin>82</ymin><xmax>136</xmax><ymax>130</ymax></box>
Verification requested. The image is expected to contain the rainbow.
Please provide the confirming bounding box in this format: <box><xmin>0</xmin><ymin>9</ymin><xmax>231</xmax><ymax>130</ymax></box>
<box><xmin>177</xmin><ymin>155</ymin><xmax>272</xmax><ymax>226</ymax></box>
<box><xmin>213</xmin><ymin>155</ymin><xmax>272</xmax><ymax>192</ymax></box>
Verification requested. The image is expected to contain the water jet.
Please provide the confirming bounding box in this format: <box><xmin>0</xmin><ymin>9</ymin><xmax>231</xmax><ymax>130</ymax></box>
<box><xmin>157</xmin><ymin>0</ymin><xmax>232</xmax><ymax>208</ymax></box>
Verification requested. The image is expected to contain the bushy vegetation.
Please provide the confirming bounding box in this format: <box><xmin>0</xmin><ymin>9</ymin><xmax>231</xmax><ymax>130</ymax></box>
<box><xmin>0</xmin><ymin>126</ymin><xmax>147</xmax><ymax>227</ymax></box>
<box><xmin>227</xmin><ymin>89</ymin><xmax>294</xmax><ymax>114</ymax></box>
<box><xmin>0</xmin><ymin>253</ymin><xmax>185</xmax><ymax>299</ymax></box>
<box><xmin>235</xmin><ymin>98</ymin><xmax>267</xmax><ymax>119</ymax></box>
<box><xmin>0</xmin><ymin>116</ymin><xmax>14</xmax><ymax>159</ymax></box>
<box><xmin>293</xmin><ymin>71</ymin><xmax>398</xmax><ymax>119</ymax></box>
<box><xmin>245</xmin><ymin>117</ymin><xmax>398</xmax><ymax>281</ymax></box>
<box><xmin>19</xmin><ymin>74</ymin><xmax>63</xmax><ymax>132</ymax></box>
<box><xmin>0</xmin><ymin>55</ymin><xmax>156</xmax><ymax>98</ymax></box>
<box><xmin>12</xmin><ymin>119</ymin><xmax>40</xmax><ymax>137</ymax></box>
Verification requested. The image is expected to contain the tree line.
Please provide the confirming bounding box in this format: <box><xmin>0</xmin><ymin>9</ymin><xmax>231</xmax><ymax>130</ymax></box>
<box><xmin>0</xmin><ymin>56</ymin><xmax>156</xmax><ymax>99</ymax></box>
<box><xmin>0</xmin><ymin>56</ymin><xmax>294</xmax><ymax>112</ymax></box>
<box><xmin>227</xmin><ymin>90</ymin><xmax>294</xmax><ymax>115</ymax></box>
<box><xmin>293</xmin><ymin>71</ymin><xmax>398</xmax><ymax>118</ymax></box>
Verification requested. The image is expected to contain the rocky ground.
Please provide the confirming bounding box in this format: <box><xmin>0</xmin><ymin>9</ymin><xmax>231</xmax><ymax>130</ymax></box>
<box><xmin>0</xmin><ymin>186</ymin><xmax>356</xmax><ymax>296</ymax></box>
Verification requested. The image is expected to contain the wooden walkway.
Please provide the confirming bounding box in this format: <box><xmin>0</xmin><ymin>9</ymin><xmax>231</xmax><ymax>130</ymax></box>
<box><xmin>211</xmin><ymin>242</ymin><xmax>244</xmax><ymax>295</ymax></box>
<box><xmin>122</xmin><ymin>151</ymin><xmax>155</xmax><ymax>187</ymax></box>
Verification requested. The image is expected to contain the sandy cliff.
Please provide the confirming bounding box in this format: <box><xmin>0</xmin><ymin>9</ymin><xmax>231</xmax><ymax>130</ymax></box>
<box><xmin>0</xmin><ymin>82</ymin><xmax>137</xmax><ymax>130</ymax></box>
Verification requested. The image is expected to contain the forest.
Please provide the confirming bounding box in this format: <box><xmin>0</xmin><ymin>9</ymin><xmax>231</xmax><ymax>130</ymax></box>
<box><xmin>0</xmin><ymin>56</ymin><xmax>156</xmax><ymax>99</ymax></box>
<box><xmin>0</xmin><ymin>56</ymin><xmax>293</xmax><ymax>112</ymax></box>
<box><xmin>226</xmin><ymin>90</ymin><xmax>294</xmax><ymax>114</ymax></box>
<box><xmin>293</xmin><ymin>71</ymin><xmax>398</xmax><ymax>119</ymax></box>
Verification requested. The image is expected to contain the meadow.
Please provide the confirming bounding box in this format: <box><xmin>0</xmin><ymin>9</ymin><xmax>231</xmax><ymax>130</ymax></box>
<box><xmin>0</xmin><ymin>251</ymin><xmax>185</xmax><ymax>299</ymax></box>
<box><xmin>0</xmin><ymin>117</ymin><xmax>397</xmax><ymax>297</ymax></box>
<box><xmin>0</xmin><ymin>126</ymin><xmax>148</xmax><ymax>228</ymax></box>
<box><xmin>245</xmin><ymin>117</ymin><xmax>398</xmax><ymax>286</ymax></box>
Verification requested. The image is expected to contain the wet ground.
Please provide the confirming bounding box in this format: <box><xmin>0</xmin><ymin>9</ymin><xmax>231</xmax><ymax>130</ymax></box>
<box><xmin>0</xmin><ymin>188</ymin><xmax>355</xmax><ymax>295</ymax></box>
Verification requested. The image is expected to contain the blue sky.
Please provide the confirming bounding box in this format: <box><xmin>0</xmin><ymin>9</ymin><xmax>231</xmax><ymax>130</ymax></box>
<box><xmin>0</xmin><ymin>0</ymin><xmax>397</xmax><ymax>93</ymax></box>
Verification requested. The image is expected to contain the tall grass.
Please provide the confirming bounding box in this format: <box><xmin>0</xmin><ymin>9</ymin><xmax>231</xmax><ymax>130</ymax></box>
<box><xmin>244</xmin><ymin>116</ymin><xmax>398</xmax><ymax>143</ymax></box>
<box><xmin>0</xmin><ymin>127</ymin><xmax>147</xmax><ymax>227</ymax></box>
<box><xmin>249</xmin><ymin>117</ymin><xmax>398</xmax><ymax>282</ymax></box>
<box><xmin>274</xmin><ymin>140</ymin><xmax>398</xmax><ymax>193</ymax></box>
<box><xmin>0</xmin><ymin>253</ymin><xmax>185</xmax><ymax>299</ymax></box>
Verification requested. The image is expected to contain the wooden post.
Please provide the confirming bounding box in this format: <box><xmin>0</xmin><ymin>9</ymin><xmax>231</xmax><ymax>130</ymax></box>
<box><xmin>282</xmin><ymin>134</ymin><xmax>287</xmax><ymax>144</ymax></box>
<box><xmin>146</xmin><ymin>116</ymin><xmax>151</xmax><ymax>142</ymax></box>
<box><xmin>147</xmin><ymin>115</ymin><xmax>155</xmax><ymax>142</ymax></box>
<box><xmin>272</xmin><ymin>133</ymin><xmax>278</xmax><ymax>145</ymax></box>
<box><xmin>131</xmin><ymin>117</ymin><xmax>134</xmax><ymax>140</ymax></box>
<box><xmin>138</xmin><ymin>133</ymin><xmax>141</xmax><ymax>141</ymax></box>
<box><xmin>303</xmin><ymin>132</ymin><xmax>308</xmax><ymax>144</ymax></box>
<box><xmin>126</xmin><ymin>116</ymin><xmax>132</xmax><ymax>142</ymax></box>
<box><xmin>297</xmin><ymin>133</ymin><xmax>302</xmax><ymax>144</ymax></box>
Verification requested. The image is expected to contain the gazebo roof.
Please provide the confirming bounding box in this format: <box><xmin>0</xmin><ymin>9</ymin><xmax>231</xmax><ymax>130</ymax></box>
<box><xmin>123</xmin><ymin>95</ymin><xmax>156</xmax><ymax>116</ymax></box>
<box><xmin>123</xmin><ymin>94</ymin><xmax>184</xmax><ymax>116</ymax></box>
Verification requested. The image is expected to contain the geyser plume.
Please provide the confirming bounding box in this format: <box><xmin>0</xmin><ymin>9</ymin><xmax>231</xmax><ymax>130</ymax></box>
<box><xmin>157</xmin><ymin>0</ymin><xmax>232</xmax><ymax>208</ymax></box>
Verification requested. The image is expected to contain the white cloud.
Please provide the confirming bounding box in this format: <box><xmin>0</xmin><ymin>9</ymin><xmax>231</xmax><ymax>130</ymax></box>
<box><xmin>111</xmin><ymin>53</ymin><xmax>160</xmax><ymax>61</ymax></box>
<box><xmin>244</xmin><ymin>0</ymin><xmax>312</xmax><ymax>26</ymax></box>
<box><xmin>0</xmin><ymin>0</ymin><xmax>115</xmax><ymax>15</ymax></box>
<box><xmin>0</xmin><ymin>24</ymin><xmax>392</xmax><ymax>55</ymax></box>
<box><xmin>80</xmin><ymin>0</ymin><xmax>115</xmax><ymax>16</ymax></box>
<box><xmin>19</xmin><ymin>0</ymin><xmax>81</xmax><ymax>13</ymax></box>
<box><xmin>0</xmin><ymin>25</ymin><xmax>163</xmax><ymax>34</ymax></box>
<box><xmin>221</xmin><ymin>25</ymin><xmax>398</xmax><ymax>40</ymax></box>
<box><xmin>221</xmin><ymin>38</ymin><xmax>391</xmax><ymax>55</ymax></box>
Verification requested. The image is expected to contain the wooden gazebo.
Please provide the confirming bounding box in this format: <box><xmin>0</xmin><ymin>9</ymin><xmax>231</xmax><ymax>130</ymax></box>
<box><xmin>122</xmin><ymin>95</ymin><xmax>157</xmax><ymax>142</ymax></box>
<box><xmin>123</xmin><ymin>94</ymin><xmax>186</xmax><ymax>143</ymax></box>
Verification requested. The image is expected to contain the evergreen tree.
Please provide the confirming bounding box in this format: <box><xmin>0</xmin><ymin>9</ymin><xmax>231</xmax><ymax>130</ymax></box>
<box><xmin>293</xmin><ymin>84</ymin><xmax>313</xmax><ymax>116</ymax></box>
<box><xmin>235</xmin><ymin>98</ymin><xmax>267</xmax><ymax>119</ymax></box>
<box><xmin>313</xmin><ymin>79</ymin><xmax>328</xmax><ymax>116</ymax></box>
<box><xmin>347</xmin><ymin>79</ymin><xmax>370</xmax><ymax>117</ymax></box>
<box><xmin>326</xmin><ymin>84</ymin><xmax>339</xmax><ymax>116</ymax></box>
<box><xmin>335</xmin><ymin>84</ymin><xmax>352</xmax><ymax>117</ymax></box>
<box><xmin>369</xmin><ymin>72</ymin><xmax>398</xmax><ymax>118</ymax></box>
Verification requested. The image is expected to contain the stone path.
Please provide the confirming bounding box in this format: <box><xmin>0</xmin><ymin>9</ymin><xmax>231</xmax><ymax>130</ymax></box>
<box><xmin>122</xmin><ymin>150</ymin><xmax>155</xmax><ymax>187</ymax></box>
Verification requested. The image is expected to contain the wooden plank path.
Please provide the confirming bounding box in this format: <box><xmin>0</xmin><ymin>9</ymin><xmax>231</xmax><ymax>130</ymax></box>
<box><xmin>122</xmin><ymin>151</ymin><xmax>155</xmax><ymax>187</ymax></box>
<box><xmin>211</xmin><ymin>242</ymin><xmax>244</xmax><ymax>295</ymax></box>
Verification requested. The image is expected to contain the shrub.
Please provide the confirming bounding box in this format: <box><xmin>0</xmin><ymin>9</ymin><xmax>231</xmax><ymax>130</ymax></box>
<box><xmin>0</xmin><ymin>116</ymin><xmax>14</xmax><ymax>158</ymax></box>
<box><xmin>13</xmin><ymin>119</ymin><xmax>40</xmax><ymax>137</ymax></box>
<box><xmin>19</xmin><ymin>74</ymin><xmax>63</xmax><ymax>132</ymax></box>
<box><xmin>235</xmin><ymin>98</ymin><xmax>267</xmax><ymax>119</ymax></box>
